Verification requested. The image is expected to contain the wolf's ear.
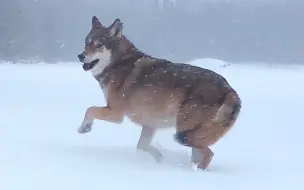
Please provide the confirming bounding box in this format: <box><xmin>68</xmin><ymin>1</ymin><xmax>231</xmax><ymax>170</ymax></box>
<box><xmin>92</xmin><ymin>16</ymin><xmax>102</xmax><ymax>27</ymax></box>
<box><xmin>108</xmin><ymin>19</ymin><xmax>123</xmax><ymax>38</ymax></box>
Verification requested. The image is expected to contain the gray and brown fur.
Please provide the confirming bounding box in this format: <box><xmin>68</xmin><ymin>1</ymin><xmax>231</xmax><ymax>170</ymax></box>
<box><xmin>77</xmin><ymin>16</ymin><xmax>242</xmax><ymax>170</ymax></box>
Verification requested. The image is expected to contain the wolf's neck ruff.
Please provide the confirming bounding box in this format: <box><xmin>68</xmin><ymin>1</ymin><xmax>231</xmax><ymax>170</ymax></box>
<box><xmin>93</xmin><ymin>51</ymin><xmax>145</xmax><ymax>83</ymax></box>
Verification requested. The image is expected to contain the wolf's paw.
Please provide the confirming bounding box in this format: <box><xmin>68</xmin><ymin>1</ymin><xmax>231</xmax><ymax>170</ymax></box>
<box><xmin>153</xmin><ymin>151</ymin><xmax>163</xmax><ymax>163</ymax></box>
<box><xmin>78</xmin><ymin>122</ymin><xmax>92</xmax><ymax>134</ymax></box>
<box><xmin>190</xmin><ymin>162</ymin><xmax>209</xmax><ymax>172</ymax></box>
<box><xmin>136</xmin><ymin>146</ymin><xmax>163</xmax><ymax>163</ymax></box>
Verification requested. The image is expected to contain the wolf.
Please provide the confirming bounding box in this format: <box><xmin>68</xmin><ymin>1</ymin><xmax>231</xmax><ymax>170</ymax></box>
<box><xmin>77</xmin><ymin>16</ymin><xmax>242</xmax><ymax>171</ymax></box>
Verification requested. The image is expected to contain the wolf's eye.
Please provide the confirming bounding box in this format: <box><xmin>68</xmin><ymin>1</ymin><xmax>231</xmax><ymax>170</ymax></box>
<box><xmin>96</xmin><ymin>44</ymin><xmax>103</xmax><ymax>48</ymax></box>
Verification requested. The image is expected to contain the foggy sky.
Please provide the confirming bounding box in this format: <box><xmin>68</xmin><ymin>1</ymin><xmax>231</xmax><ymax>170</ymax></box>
<box><xmin>0</xmin><ymin>0</ymin><xmax>303</xmax><ymax>64</ymax></box>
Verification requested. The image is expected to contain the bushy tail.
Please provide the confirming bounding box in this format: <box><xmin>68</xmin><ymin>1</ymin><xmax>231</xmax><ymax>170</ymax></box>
<box><xmin>174</xmin><ymin>90</ymin><xmax>242</xmax><ymax>146</ymax></box>
<box><xmin>215</xmin><ymin>90</ymin><xmax>242</xmax><ymax>127</ymax></box>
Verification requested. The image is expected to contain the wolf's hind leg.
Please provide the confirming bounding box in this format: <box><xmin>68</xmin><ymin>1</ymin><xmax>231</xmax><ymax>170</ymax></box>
<box><xmin>196</xmin><ymin>147</ymin><xmax>214</xmax><ymax>170</ymax></box>
<box><xmin>191</xmin><ymin>147</ymin><xmax>214</xmax><ymax>170</ymax></box>
<box><xmin>175</xmin><ymin>131</ymin><xmax>214</xmax><ymax>170</ymax></box>
<box><xmin>191</xmin><ymin>148</ymin><xmax>200</xmax><ymax>164</ymax></box>
<box><xmin>137</xmin><ymin>126</ymin><xmax>162</xmax><ymax>162</ymax></box>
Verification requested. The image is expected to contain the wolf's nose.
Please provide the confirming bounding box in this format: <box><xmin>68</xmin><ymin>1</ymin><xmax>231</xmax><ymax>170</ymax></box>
<box><xmin>78</xmin><ymin>54</ymin><xmax>85</xmax><ymax>61</ymax></box>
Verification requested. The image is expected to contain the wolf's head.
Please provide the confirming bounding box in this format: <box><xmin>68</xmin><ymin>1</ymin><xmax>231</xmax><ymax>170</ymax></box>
<box><xmin>78</xmin><ymin>16</ymin><xmax>124</xmax><ymax>76</ymax></box>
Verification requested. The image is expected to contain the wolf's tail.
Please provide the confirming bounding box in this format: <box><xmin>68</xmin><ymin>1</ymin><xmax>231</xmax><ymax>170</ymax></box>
<box><xmin>215</xmin><ymin>90</ymin><xmax>242</xmax><ymax>128</ymax></box>
<box><xmin>174</xmin><ymin>90</ymin><xmax>242</xmax><ymax>147</ymax></box>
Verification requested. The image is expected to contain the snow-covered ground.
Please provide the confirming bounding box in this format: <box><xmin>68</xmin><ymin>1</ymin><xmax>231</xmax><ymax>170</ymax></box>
<box><xmin>0</xmin><ymin>59</ymin><xmax>303</xmax><ymax>190</ymax></box>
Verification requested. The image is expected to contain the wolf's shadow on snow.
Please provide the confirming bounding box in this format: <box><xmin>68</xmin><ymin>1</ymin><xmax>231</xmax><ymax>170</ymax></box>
<box><xmin>65</xmin><ymin>144</ymin><xmax>193</xmax><ymax>170</ymax></box>
<box><xmin>37</xmin><ymin>142</ymin><xmax>233</xmax><ymax>173</ymax></box>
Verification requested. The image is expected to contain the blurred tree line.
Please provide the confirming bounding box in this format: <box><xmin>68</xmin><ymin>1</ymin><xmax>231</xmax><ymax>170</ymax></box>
<box><xmin>0</xmin><ymin>0</ymin><xmax>303</xmax><ymax>63</ymax></box>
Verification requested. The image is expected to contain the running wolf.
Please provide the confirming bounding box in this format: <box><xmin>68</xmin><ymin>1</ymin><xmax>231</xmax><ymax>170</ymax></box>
<box><xmin>77</xmin><ymin>16</ymin><xmax>242</xmax><ymax>170</ymax></box>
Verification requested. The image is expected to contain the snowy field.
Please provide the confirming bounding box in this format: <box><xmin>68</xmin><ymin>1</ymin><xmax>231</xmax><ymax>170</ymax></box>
<box><xmin>1</xmin><ymin>59</ymin><xmax>303</xmax><ymax>190</ymax></box>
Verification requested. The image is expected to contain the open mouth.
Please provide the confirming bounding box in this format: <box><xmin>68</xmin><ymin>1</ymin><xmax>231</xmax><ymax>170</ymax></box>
<box><xmin>82</xmin><ymin>59</ymin><xmax>99</xmax><ymax>71</ymax></box>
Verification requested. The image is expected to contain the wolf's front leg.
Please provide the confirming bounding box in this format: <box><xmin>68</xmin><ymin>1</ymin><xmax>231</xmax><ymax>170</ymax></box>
<box><xmin>78</xmin><ymin>115</ymin><xmax>94</xmax><ymax>134</ymax></box>
<box><xmin>78</xmin><ymin>106</ymin><xmax>124</xmax><ymax>134</ymax></box>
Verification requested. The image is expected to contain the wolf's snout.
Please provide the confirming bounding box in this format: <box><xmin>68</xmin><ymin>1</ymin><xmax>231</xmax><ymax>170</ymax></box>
<box><xmin>78</xmin><ymin>54</ymin><xmax>85</xmax><ymax>62</ymax></box>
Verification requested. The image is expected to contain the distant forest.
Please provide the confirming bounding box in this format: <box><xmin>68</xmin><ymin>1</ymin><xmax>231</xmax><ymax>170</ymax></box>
<box><xmin>0</xmin><ymin>0</ymin><xmax>303</xmax><ymax>64</ymax></box>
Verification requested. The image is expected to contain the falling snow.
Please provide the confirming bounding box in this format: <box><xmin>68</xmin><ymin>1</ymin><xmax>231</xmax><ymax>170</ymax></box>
<box><xmin>0</xmin><ymin>59</ymin><xmax>303</xmax><ymax>190</ymax></box>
